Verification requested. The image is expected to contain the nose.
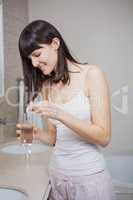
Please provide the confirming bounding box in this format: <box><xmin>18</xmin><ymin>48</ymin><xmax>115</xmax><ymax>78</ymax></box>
<box><xmin>32</xmin><ymin>58</ymin><xmax>39</xmax><ymax>68</ymax></box>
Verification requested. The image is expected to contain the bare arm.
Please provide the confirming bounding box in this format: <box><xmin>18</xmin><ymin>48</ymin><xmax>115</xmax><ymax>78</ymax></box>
<box><xmin>59</xmin><ymin>65</ymin><xmax>112</xmax><ymax>147</ymax></box>
<box><xmin>46</xmin><ymin>119</ymin><xmax>57</xmax><ymax>145</ymax></box>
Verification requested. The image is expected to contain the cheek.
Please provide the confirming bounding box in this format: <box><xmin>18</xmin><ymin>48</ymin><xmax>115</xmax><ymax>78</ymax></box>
<box><xmin>41</xmin><ymin>46</ymin><xmax>58</xmax><ymax>67</ymax></box>
<box><xmin>48</xmin><ymin>49</ymin><xmax>58</xmax><ymax>66</ymax></box>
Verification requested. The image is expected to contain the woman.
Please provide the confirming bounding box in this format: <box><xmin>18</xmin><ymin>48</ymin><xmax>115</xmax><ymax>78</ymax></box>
<box><xmin>18</xmin><ymin>20</ymin><xmax>116</xmax><ymax>200</ymax></box>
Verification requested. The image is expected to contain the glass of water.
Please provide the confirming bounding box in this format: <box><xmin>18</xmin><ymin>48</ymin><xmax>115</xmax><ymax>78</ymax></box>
<box><xmin>16</xmin><ymin>112</ymin><xmax>34</xmax><ymax>163</ymax></box>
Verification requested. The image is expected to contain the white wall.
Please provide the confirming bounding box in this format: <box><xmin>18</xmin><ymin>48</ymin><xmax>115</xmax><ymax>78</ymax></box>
<box><xmin>0</xmin><ymin>1</ymin><xmax>4</xmax><ymax>97</ymax></box>
<box><xmin>28</xmin><ymin>0</ymin><xmax>133</xmax><ymax>154</ymax></box>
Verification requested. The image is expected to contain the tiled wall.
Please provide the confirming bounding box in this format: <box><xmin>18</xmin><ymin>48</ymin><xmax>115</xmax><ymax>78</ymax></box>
<box><xmin>0</xmin><ymin>0</ymin><xmax>28</xmax><ymax>141</ymax></box>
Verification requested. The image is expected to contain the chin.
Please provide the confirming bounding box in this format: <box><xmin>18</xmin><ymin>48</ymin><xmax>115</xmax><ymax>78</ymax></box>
<box><xmin>42</xmin><ymin>71</ymin><xmax>51</xmax><ymax>76</ymax></box>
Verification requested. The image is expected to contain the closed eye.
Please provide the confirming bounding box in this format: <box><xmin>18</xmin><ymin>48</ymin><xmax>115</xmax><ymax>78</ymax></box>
<box><xmin>33</xmin><ymin>53</ymin><xmax>41</xmax><ymax>57</ymax></box>
<box><xmin>28</xmin><ymin>53</ymin><xmax>40</xmax><ymax>59</ymax></box>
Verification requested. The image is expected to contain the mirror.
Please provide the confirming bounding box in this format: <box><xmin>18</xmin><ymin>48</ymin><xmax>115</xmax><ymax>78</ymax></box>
<box><xmin>0</xmin><ymin>0</ymin><xmax>4</xmax><ymax>97</ymax></box>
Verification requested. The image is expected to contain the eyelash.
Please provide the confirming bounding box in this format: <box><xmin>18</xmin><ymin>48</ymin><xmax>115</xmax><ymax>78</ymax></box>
<box><xmin>34</xmin><ymin>53</ymin><xmax>40</xmax><ymax>57</ymax></box>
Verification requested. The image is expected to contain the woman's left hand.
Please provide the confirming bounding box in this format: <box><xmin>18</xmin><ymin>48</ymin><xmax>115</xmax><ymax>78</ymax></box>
<box><xmin>30</xmin><ymin>100</ymin><xmax>64</xmax><ymax>121</ymax></box>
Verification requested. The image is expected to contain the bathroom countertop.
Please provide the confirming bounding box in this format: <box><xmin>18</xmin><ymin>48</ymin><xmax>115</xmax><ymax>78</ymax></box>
<box><xmin>0</xmin><ymin>140</ymin><xmax>53</xmax><ymax>200</ymax></box>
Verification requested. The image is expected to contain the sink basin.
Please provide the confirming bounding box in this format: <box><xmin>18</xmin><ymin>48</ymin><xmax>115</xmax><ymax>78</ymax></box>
<box><xmin>1</xmin><ymin>143</ymin><xmax>50</xmax><ymax>155</ymax></box>
<box><xmin>0</xmin><ymin>187</ymin><xmax>28</xmax><ymax>200</ymax></box>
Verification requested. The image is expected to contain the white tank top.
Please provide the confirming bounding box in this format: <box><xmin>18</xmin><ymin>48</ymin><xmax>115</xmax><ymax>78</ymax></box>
<box><xmin>49</xmin><ymin>68</ymin><xmax>106</xmax><ymax>176</ymax></box>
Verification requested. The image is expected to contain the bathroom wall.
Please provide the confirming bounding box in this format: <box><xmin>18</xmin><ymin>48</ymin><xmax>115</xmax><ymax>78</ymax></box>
<box><xmin>28</xmin><ymin>0</ymin><xmax>133</xmax><ymax>154</ymax></box>
<box><xmin>0</xmin><ymin>0</ymin><xmax>4</xmax><ymax>97</ymax></box>
<box><xmin>0</xmin><ymin>0</ymin><xmax>28</xmax><ymax>141</ymax></box>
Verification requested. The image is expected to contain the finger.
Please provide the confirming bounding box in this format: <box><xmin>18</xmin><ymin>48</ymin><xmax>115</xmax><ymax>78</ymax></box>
<box><xmin>32</xmin><ymin>101</ymin><xmax>49</xmax><ymax>110</ymax></box>
<box><xmin>31</xmin><ymin>105</ymin><xmax>39</xmax><ymax>111</ymax></box>
<box><xmin>32</xmin><ymin>107</ymin><xmax>44</xmax><ymax>113</ymax></box>
<box><xmin>16</xmin><ymin>123</ymin><xmax>22</xmax><ymax>129</ymax></box>
<box><xmin>16</xmin><ymin>130</ymin><xmax>21</xmax><ymax>136</ymax></box>
<box><xmin>31</xmin><ymin>107</ymin><xmax>37</xmax><ymax>112</ymax></box>
<box><xmin>35</xmin><ymin>109</ymin><xmax>44</xmax><ymax>114</ymax></box>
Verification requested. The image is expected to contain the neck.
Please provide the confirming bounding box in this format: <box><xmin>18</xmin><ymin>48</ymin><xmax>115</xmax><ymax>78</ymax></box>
<box><xmin>66</xmin><ymin>59</ymin><xmax>81</xmax><ymax>73</ymax></box>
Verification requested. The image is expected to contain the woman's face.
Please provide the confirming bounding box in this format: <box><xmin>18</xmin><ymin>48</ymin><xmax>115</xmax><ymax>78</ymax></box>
<box><xmin>29</xmin><ymin>38</ymin><xmax>59</xmax><ymax>75</ymax></box>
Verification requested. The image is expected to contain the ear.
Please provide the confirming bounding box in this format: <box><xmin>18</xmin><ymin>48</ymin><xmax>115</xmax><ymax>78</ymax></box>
<box><xmin>51</xmin><ymin>37</ymin><xmax>60</xmax><ymax>50</ymax></box>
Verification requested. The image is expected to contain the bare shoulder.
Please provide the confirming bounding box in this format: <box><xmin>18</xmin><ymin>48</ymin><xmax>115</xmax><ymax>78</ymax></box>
<box><xmin>78</xmin><ymin>64</ymin><xmax>102</xmax><ymax>75</ymax></box>
<box><xmin>83</xmin><ymin>64</ymin><xmax>104</xmax><ymax>74</ymax></box>
<box><xmin>79</xmin><ymin>64</ymin><xmax>105</xmax><ymax>81</ymax></box>
<box><xmin>84</xmin><ymin>64</ymin><xmax>107</xmax><ymax>82</ymax></box>
<box><xmin>82</xmin><ymin>64</ymin><xmax>109</xmax><ymax>96</ymax></box>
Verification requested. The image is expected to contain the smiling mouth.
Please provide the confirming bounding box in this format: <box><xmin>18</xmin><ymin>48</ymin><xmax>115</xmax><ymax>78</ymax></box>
<box><xmin>39</xmin><ymin>64</ymin><xmax>47</xmax><ymax>70</ymax></box>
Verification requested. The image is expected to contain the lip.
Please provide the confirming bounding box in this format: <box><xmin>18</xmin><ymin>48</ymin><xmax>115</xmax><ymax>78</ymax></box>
<box><xmin>39</xmin><ymin>65</ymin><xmax>46</xmax><ymax>71</ymax></box>
<box><xmin>38</xmin><ymin>64</ymin><xmax>51</xmax><ymax>75</ymax></box>
<box><xmin>39</xmin><ymin>63</ymin><xmax>47</xmax><ymax>69</ymax></box>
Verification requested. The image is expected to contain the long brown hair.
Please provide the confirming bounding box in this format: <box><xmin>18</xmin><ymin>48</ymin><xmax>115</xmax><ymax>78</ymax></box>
<box><xmin>18</xmin><ymin>20</ymin><xmax>84</xmax><ymax>101</ymax></box>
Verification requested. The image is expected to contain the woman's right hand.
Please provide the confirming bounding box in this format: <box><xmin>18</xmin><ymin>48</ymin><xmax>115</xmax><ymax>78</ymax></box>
<box><xmin>16</xmin><ymin>123</ymin><xmax>42</xmax><ymax>142</ymax></box>
<box><xmin>16</xmin><ymin>124</ymin><xmax>22</xmax><ymax>142</ymax></box>
<box><xmin>16</xmin><ymin>123</ymin><xmax>52</xmax><ymax>145</ymax></box>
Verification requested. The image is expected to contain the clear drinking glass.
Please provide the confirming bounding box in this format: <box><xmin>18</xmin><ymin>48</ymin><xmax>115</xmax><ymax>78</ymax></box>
<box><xmin>21</xmin><ymin>114</ymin><xmax>33</xmax><ymax>144</ymax></box>
<box><xmin>19</xmin><ymin>112</ymin><xmax>34</xmax><ymax>163</ymax></box>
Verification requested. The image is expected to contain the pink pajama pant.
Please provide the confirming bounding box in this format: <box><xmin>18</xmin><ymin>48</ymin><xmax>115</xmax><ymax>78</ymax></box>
<box><xmin>47</xmin><ymin>168</ymin><xmax>116</xmax><ymax>200</ymax></box>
